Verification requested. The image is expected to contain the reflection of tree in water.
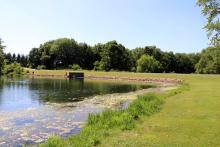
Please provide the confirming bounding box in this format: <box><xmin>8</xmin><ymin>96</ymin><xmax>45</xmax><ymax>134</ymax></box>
<box><xmin>27</xmin><ymin>78</ymin><xmax>150</xmax><ymax>103</ymax></box>
<box><xmin>0</xmin><ymin>77</ymin><xmax>153</xmax><ymax>105</ymax></box>
<box><xmin>0</xmin><ymin>78</ymin><xmax>5</xmax><ymax>107</ymax></box>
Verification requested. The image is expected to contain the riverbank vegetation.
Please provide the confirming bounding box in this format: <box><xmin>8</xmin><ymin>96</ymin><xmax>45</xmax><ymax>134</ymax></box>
<box><xmin>36</xmin><ymin>72</ymin><xmax>220</xmax><ymax>146</ymax></box>
<box><xmin>40</xmin><ymin>82</ymin><xmax>188</xmax><ymax>147</ymax></box>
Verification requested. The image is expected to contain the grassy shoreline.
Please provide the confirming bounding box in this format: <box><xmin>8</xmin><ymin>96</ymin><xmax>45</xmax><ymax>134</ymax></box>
<box><xmin>39</xmin><ymin>79</ymin><xmax>187</xmax><ymax>146</ymax></box>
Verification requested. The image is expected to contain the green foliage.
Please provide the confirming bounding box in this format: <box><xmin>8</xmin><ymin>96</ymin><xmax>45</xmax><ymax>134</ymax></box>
<box><xmin>136</xmin><ymin>55</ymin><xmax>162</xmax><ymax>73</ymax></box>
<box><xmin>0</xmin><ymin>38</ymin><xmax>5</xmax><ymax>74</ymax></box>
<box><xmin>3</xmin><ymin>62</ymin><xmax>24</xmax><ymax>76</ymax></box>
<box><xmin>39</xmin><ymin>136</ymin><xmax>70</xmax><ymax>147</ymax></box>
<box><xmin>28</xmin><ymin>38</ymin><xmax>95</xmax><ymax>70</ymax></box>
<box><xmin>97</xmin><ymin>41</ymin><xmax>132</xmax><ymax>71</ymax></box>
<box><xmin>37</xmin><ymin>65</ymin><xmax>47</xmax><ymax>70</ymax></box>
<box><xmin>24</xmin><ymin>38</ymin><xmax>202</xmax><ymax>73</ymax></box>
<box><xmin>4</xmin><ymin>53</ymin><xmax>28</xmax><ymax>67</ymax></box>
<box><xmin>93</xmin><ymin>61</ymin><xmax>105</xmax><ymax>71</ymax></box>
<box><xmin>174</xmin><ymin>53</ymin><xmax>198</xmax><ymax>73</ymax></box>
<box><xmin>29</xmin><ymin>48</ymin><xmax>41</xmax><ymax>68</ymax></box>
<box><xmin>197</xmin><ymin>0</ymin><xmax>220</xmax><ymax>45</ymax></box>
<box><xmin>71</xmin><ymin>64</ymin><xmax>81</xmax><ymax>70</ymax></box>
<box><xmin>196</xmin><ymin>46</ymin><xmax>220</xmax><ymax>74</ymax></box>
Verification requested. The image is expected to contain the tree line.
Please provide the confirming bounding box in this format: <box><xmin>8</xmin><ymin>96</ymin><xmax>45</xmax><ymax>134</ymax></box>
<box><xmin>25</xmin><ymin>38</ymin><xmax>201</xmax><ymax>73</ymax></box>
<box><xmin>5</xmin><ymin>53</ymin><xmax>28</xmax><ymax>67</ymax></box>
<box><xmin>1</xmin><ymin>37</ymin><xmax>220</xmax><ymax>74</ymax></box>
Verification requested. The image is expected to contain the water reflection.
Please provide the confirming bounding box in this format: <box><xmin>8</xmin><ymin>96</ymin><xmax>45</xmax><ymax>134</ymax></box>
<box><xmin>0</xmin><ymin>77</ymin><xmax>154</xmax><ymax>146</ymax></box>
<box><xmin>0</xmin><ymin>77</ymin><xmax>151</xmax><ymax>112</ymax></box>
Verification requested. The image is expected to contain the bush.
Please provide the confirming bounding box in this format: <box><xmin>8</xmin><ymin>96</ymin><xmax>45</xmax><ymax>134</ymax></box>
<box><xmin>136</xmin><ymin>55</ymin><xmax>162</xmax><ymax>73</ymax></box>
<box><xmin>3</xmin><ymin>62</ymin><xmax>24</xmax><ymax>76</ymax></box>
<box><xmin>39</xmin><ymin>136</ymin><xmax>69</xmax><ymax>147</ymax></box>
<box><xmin>37</xmin><ymin>65</ymin><xmax>46</xmax><ymax>70</ymax></box>
<box><xmin>71</xmin><ymin>64</ymin><xmax>81</xmax><ymax>70</ymax></box>
<box><xmin>93</xmin><ymin>61</ymin><xmax>106</xmax><ymax>71</ymax></box>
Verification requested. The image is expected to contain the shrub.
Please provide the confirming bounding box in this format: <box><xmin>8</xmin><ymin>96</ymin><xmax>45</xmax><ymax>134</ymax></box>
<box><xmin>39</xmin><ymin>136</ymin><xmax>69</xmax><ymax>147</ymax></box>
<box><xmin>3</xmin><ymin>62</ymin><xmax>24</xmax><ymax>76</ymax></box>
<box><xmin>37</xmin><ymin>65</ymin><xmax>46</xmax><ymax>70</ymax></box>
<box><xmin>71</xmin><ymin>64</ymin><xmax>81</xmax><ymax>70</ymax></box>
<box><xmin>136</xmin><ymin>55</ymin><xmax>162</xmax><ymax>73</ymax></box>
<box><xmin>93</xmin><ymin>61</ymin><xmax>106</xmax><ymax>71</ymax></box>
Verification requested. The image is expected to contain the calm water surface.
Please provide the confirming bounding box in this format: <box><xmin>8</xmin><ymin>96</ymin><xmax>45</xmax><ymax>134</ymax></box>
<box><xmin>0</xmin><ymin>77</ymin><xmax>151</xmax><ymax>146</ymax></box>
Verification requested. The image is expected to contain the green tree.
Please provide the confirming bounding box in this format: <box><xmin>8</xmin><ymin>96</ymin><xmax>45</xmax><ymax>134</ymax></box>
<box><xmin>78</xmin><ymin>43</ymin><xmax>95</xmax><ymax>69</ymax></box>
<box><xmin>5</xmin><ymin>53</ymin><xmax>12</xmax><ymax>64</ymax></box>
<box><xmin>20</xmin><ymin>55</ymin><xmax>28</xmax><ymax>67</ymax></box>
<box><xmin>99</xmin><ymin>41</ymin><xmax>132</xmax><ymax>71</ymax></box>
<box><xmin>136</xmin><ymin>55</ymin><xmax>162</xmax><ymax>73</ymax></box>
<box><xmin>29</xmin><ymin>48</ymin><xmax>42</xmax><ymax>68</ymax></box>
<box><xmin>197</xmin><ymin>0</ymin><xmax>220</xmax><ymax>45</ymax></box>
<box><xmin>174</xmin><ymin>53</ymin><xmax>196</xmax><ymax>73</ymax></box>
<box><xmin>0</xmin><ymin>38</ymin><xmax>5</xmax><ymax>74</ymax></box>
<box><xmin>12</xmin><ymin>53</ymin><xmax>16</xmax><ymax>63</ymax></box>
<box><xmin>17</xmin><ymin>54</ymin><xmax>21</xmax><ymax>63</ymax></box>
<box><xmin>3</xmin><ymin>62</ymin><xmax>24</xmax><ymax>76</ymax></box>
<box><xmin>196</xmin><ymin>46</ymin><xmax>220</xmax><ymax>74</ymax></box>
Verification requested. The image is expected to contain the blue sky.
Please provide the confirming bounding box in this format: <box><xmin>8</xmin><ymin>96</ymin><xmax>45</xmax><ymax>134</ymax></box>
<box><xmin>0</xmin><ymin>0</ymin><xmax>209</xmax><ymax>54</ymax></box>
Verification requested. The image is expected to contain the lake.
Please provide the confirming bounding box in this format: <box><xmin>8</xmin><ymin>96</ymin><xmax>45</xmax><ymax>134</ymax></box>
<box><xmin>0</xmin><ymin>77</ymin><xmax>152</xmax><ymax>146</ymax></box>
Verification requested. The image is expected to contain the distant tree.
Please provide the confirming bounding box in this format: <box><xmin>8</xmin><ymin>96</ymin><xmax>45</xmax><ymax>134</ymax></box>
<box><xmin>25</xmin><ymin>37</ymin><xmax>201</xmax><ymax>74</ymax></box>
<box><xmin>160</xmin><ymin>52</ymin><xmax>177</xmax><ymax>73</ymax></box>
<box><xmin>136</xmin><ymin>55</ymin><xmax>162</xmax><ymax>73</ymax></box>
<box><xmin>174</xmin><ymin>53</ymin><xmax>196</xmax><ymax>73</ymax></box>
<box><xmin>17</xmin><ymin>54</ymin><xmax>21</xmax><ymax>63</ymax></box>
<box><xmin>92</xmin><ymin>43</ymin><xmax>103</xmax><ymax>62</ymax></box>
<box><xmin>50</xmin><ymin>38</ymin><xmax>79</xmax><ymax>68</ymax></box>
<box><xmin>78</xmin><ymin>43</ymin><xmax>95</xmax><ymax>69</ymax></box>
<box><xmin>0</xmin><ymin>38</ymin><xmax>5</xmax><ymax>74</ymax></box>
<box><xmin>3</xmin><ymin>62</ymin><xmax>24</xmax><ymax>76</ymax></box>
<box><xmin>5</xmin><ymin>53</ymin><xmax>12</xmax><ymax>64</ymax></box>
<box><xmin>20</xmin><ymin>55</ymin><xmax>28</xmax><ymax>67</ymax></box>
<box><xmin>29</xmin><ymin>48</ymin><xmax>41</xmax><ymax>68</ymax></box>
<box><xmin>98</xmin><ymin>41</ymin><xmax>132</xmax><ymax>71</ymax></box>
<box><xmin>196</xmin><ymin>46</ymin><xmax>220</xmax><ymax>74</ymax></box>
<box><xmin>12</xmin><ymin>53</ymin><xmax>16</xmax><ymax>63</ymax></box>
<box><xmin>197</xmin><ymin>0</ymin><xmax>220</xmax><ymax>45</ymax></box>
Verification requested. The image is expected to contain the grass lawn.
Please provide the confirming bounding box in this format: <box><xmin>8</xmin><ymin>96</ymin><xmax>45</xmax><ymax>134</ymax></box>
<box><xmin>32</xmin><ymin>70</ymin><xmax>220</xmax><ymax>146</ymax></box>
<box><xmin>98</xmin><ymin>74</ymin><xmax>220</xmax><ymax>146</ymax></box>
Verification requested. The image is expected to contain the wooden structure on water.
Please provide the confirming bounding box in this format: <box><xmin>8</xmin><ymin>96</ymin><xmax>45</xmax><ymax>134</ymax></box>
<box><xmin>68</xmin><ymin>72</ymin><xmax>84</xmax><ymax>79</ymax></box>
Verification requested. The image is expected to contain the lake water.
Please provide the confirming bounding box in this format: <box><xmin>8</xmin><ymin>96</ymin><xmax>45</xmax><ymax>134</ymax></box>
<box><xmin>0</xmin><ymin>77</ymin><xmax>152</xmax><ymax>146</ymax></box>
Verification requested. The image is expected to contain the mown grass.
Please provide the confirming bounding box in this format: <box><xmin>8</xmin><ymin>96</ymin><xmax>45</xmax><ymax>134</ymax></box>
<box><xmin>98</xmin><ymin>75</ymin><xmax>220</xmax><ymax>146</ymax></box>
<box><xmin>39</xmin><ymin>81</ymin><xmax>188</xmax><ymax>147</ymax></box>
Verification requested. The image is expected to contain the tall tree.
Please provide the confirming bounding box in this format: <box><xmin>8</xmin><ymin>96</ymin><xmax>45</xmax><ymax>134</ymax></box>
<box><xmin>98</xmin><ymin>41</ymin><xmax>132</xmax><ymax>71</ymax></box>
<box><xmin>0</xmin><ymin>38</ymin><xmax>5</xmax><ymax>74</ymax></box>
<box><xmin>17</xmin><ymin>54</ymin><xmax>21</xmax><ymax>63</ymax></box>
<box><xmin>198</xmin><ymin>0</ymin><xmax>220</xmax><ymax>45</ymax></box>
<box><xmin>29</xmin><ymin>48</ymin><xmax>41</xmax><ymax>68</ymax></box>
<box><xmin>196</xmin><ymin>46</ymin><xmax>220</xmax><ymax>74</ymax></box>
<box><xmin>12</xmin><ymin>53</ymin><xmax>16</xmax><ymax>63</ymax></box>
<box><xmin>136</xmin><ymin>55</ymin><xmax>162</xmax><ymax>73</ymax></box>
<box><xmin>5</xmin><ymin>53</ymin><xmax>12</xmax><ymax>64</ymax></box>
